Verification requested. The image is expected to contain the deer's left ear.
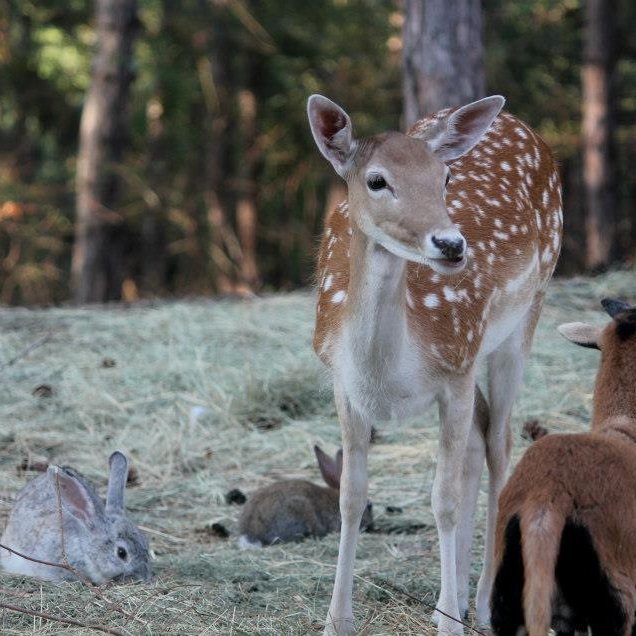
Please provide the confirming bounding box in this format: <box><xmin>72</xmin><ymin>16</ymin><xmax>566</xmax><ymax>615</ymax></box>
<box><xmin>307</xmin><ymin>94</ymin><xmax>356</xmax><ymax>178</ymax></box>
<box><xmin>557</xmin><ymin>322</ymin><xmax>602</xmax><ymax>350</ymax></box>
<box><xmin>422</xmin><ymin>95</ymin><xmax>505</xmax><ymax>163</ymax></box>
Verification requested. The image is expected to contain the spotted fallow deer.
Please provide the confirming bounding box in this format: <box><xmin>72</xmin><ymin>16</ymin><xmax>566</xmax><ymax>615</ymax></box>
<box><xmin>307</xmin><ymin>94</ymin><xmax>562</xmax><ymax>635</ymax></box>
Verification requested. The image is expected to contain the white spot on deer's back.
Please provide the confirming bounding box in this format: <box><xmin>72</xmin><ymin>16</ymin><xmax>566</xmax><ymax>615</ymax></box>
<box><xmin>500</xmin><ymin>161</ymin><xmax>511</xmax><ymax>171</ymax></box>
<box><xmin>542</xmin><ymin>189</ymin><xmax>549</xmax><ymax>206</ymax></box>
<box><xmin>323</xmin><ymin>274</ymin><xmax>333</xmax><ymax>291</ymax></box>
<box><xmin>443</xmin><ymin>287</ymin><xmax>458</xmax><ymax>302</ymax></box>
<box><xmin>331</xmin><ymin>290</ymin><xmax>346</xmax><ymax>304</ymax></box>
<box><xmin>424</xmin><ymin>293</ymin><xmax>440</xmax><ymax>308</ymax></box>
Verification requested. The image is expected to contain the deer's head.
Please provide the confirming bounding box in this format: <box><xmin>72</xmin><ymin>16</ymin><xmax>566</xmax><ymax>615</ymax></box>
<box><xmin>307</xmin><ymin>94</ymin><xmax>504</xmax><ymax>275</ymax></box>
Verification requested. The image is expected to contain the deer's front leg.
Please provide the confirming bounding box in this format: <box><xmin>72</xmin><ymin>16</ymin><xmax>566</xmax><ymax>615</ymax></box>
<box><xmin>432</xmin><ymin>378</ymin><xmax>476</xmax><ymax>635</ymax></box>
<box><xmin>324</xmin><ymin>385</ymin><xmax>371</xmax><ymax>636</ymax></box>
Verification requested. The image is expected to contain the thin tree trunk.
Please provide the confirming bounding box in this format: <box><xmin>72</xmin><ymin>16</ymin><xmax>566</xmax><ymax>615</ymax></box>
<box><xmin>199</xmin><ymin>17</ymin><xmax>236</xmax><ymax>295</ymax></box>
<box><xmin>235</xmin><ymin>88</ymin><xmax>260</xmax><ymax>292</ymax></box>
<box><xmin>71</xmin><ymin>0</ymin><xmax>138</xmax><ymax>303</ymax></box>
<box><xmin>140</xmin><ymin>97</ymin><xmax>167</xmax><ymax>295</ymax></box>
<box><xmin>582</xmin><ymin>0</ymin><xmax>617</xmax><ymax>270</ymax></box>
<box><xmin>402</xmin><ymin>0</ymin><xmax>484</xmax><ymax>127</ymax></box>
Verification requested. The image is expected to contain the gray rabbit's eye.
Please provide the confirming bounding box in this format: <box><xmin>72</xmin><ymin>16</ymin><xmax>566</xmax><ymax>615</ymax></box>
<box><xmin>117</xmin><ymin>546</ymin><xmax>128</xmax><ymax>560</ymax></box>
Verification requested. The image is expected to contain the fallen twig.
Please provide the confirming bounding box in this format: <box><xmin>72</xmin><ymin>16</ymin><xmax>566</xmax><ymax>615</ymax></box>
<box><xmin>0</xmin><ymin>601</ymin><xmax>124</xmax><ymax>635</ymax></box>
<box><xmin>375</xmin><ymin>578</ymin><xmax>488</xmax><ymax>636</ymax></box>
<box><xmin>0</xmin><ymin>332</ymin><xmax>52</xmax><ymax>371</ymax></box>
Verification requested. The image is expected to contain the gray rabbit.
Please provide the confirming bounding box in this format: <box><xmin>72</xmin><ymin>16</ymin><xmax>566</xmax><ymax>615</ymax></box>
<box><xmin>0</xmin><ymin>451</ymin><xmax>150</xmax><ymax>584</ymax></box>
<box><xmin>238</xmin><ymin>445</ymin><xmax>373</xmax><ymax>548</ymax></box>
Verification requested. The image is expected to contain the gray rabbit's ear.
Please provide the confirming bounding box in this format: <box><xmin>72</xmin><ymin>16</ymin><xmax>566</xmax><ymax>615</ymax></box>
<box><xmin>47</xmin><ymin>466</ymin><xmax>99</xmax><ymax>525</ymax></box>
<box><xmin>106</xmin><ymin>451</ymin><xmax>128</xmax><ymax>513</ymax></box>
<box><xmin>314</xmin><ymin>445</ymin><xmax>340</xmax><ymax>490</ymax></box>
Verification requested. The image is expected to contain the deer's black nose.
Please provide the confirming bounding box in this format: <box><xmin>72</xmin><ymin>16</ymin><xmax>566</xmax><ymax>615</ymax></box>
<box><xmin>431</xmin><ymin>236</ymin><xmax>465</xmax><ymax>260</ymax></box>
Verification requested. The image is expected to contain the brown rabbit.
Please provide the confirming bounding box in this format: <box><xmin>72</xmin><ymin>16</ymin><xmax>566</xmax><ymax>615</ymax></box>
<box><xmin>238</xmin><ymin>446</ymin><xmax>373</xmax><ymax>548</ymax></box>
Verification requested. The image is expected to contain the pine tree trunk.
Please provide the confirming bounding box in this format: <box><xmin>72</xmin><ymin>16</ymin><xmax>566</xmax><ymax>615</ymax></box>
<box><xmin>71</xmin><ymin>0</ymin><xmax>138</xmax><ymax>303</ymax></box>
<box><xmin>402</xmin><ymin>0</ymin><xmax>484</xmax><ymax>127</ymax></box>
<box><xmin>200</xmin><ymin>17</ymin><xmax>236</xmax><ymax>295</ymax></box>
<box><xmin>582</xmin><ymin>0</ymin><xmax>617</xmax><ymax>270</ymax></box>
<box><xmin>235</xmin><ymin>88</ymin><xmax>260</xmax><ymax>292</ymax></box>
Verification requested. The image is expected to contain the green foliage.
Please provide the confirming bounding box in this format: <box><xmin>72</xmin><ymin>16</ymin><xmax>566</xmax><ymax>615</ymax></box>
<box><xmin>0</xmin><ymin>0</ymin><xmax>635</xmax><ymax>303</ymax></box>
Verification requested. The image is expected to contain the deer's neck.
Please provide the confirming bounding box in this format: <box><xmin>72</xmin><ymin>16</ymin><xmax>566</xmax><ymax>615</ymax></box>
<box><xmin>342</xmin><ymin>222</ymin><xmax>409</xmax><ymax>366</ymax></box>
<box><xmin>592</xmin><ymin>358</ymin><xmax>636</xmax><ymax>433</ymax></box>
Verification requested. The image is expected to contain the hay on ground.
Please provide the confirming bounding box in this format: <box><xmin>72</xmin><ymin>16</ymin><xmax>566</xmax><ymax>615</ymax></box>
<box><xmin>0</xmin><ymin>270</ymin><xmax>631</xmax><ymax>634</ymax></box>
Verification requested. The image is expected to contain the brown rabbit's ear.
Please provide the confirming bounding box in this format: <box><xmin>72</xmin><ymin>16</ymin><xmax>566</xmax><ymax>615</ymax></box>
<box><xmin>314</xmin><ymin>445</ymin><xmax>341</xmax><ymax>489</ymax></box>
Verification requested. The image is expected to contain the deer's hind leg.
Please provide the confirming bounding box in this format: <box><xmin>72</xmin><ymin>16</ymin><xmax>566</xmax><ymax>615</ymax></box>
<box><xmin>475</xmin><ymin>291</ymin><xmax>546</xmax><ymax>626</ymax></box>
<box><xmin>455</xmin><ymin>386</ymin><xmax>489</xmax><ymax>618</ymax></box>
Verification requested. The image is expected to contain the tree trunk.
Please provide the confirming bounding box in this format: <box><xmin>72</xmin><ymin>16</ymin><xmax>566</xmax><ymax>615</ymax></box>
<box><xmin>197</xmin><ymin>5</ymin><xmax>244</xmax><ymax>295</ymax></box>
<box><xmin>402</xmin><ymin>0</ymin><xmax>484</xmax><ymax>127</ymax></box>
<box><xmin>582</xmin><ymin>0</ymin><xmax>617</xmax><ymax>270</ymax></box>
<box><xmin>71</xmin><ymin>0</ymin><xmax>138</xmax><ymax>303</ymax></box>
<box><xmin>235</xmin><ymin>88</ymin><xmax>260</xmax><ymax>292</ymax></box>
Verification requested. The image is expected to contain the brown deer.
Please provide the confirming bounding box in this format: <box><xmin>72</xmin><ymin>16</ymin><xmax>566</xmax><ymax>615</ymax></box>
<box><xmin>307</xmin><ymin>94</ymin><xmax>562</xmax><ymax>635</ymax></box>
<box><xmin>491</xmin><ymin>299</ymin><xmax>636</xmax><ymax>636</ymax></box>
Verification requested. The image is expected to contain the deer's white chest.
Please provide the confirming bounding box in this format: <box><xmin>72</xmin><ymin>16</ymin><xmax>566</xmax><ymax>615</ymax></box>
<box><xmin>333</xmin><ymin>325</ymin><xmax>440</xmax><ymax>421</ymax></box>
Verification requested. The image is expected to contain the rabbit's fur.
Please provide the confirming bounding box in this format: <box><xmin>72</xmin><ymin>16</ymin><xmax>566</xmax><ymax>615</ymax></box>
<box><xmin>0</xmin><ymin>451</ymin><xmax>150</xmax><ymax>584</ymax></box>
<box><xmin>238</xmin><ymin>446</ymin><xmax>373</xmax><ymax>547</ymax></box>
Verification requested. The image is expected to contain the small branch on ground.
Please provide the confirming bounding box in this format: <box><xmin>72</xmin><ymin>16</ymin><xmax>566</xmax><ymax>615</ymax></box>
<box><xmin>0</xmin><ymin>601</ymin><xmax>124</xmax><ymax>635</ymax></box>
<box><xmin>0</xmin><ymin>332</ymin><xmax>53</xmax><ymax>371</ymax></box>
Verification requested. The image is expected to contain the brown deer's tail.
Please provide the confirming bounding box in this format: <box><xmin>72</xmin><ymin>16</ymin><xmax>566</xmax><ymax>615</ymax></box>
<box><xmin>520</xmin><ymin>505</ymin><xmax>567</xmax><ymax>636</ymax></box>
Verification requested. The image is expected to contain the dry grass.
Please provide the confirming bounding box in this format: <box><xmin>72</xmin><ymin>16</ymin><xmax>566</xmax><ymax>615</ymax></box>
<box><xmin>0</xmin><ymin>270</ymin><xmax>632</xmax><ymax>634</ymax></box>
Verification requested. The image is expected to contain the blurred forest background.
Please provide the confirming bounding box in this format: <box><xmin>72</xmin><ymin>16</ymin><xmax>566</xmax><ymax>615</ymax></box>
<box><xmin>1</xmin><ymin>0</ymin><xmax>635</xmax><ymax>305</ymax></box>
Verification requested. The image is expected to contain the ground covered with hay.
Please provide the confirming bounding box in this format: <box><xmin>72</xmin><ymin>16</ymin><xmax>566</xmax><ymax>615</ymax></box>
<box><xmin>0</xmin><ymin>270</ymin><xmax>633</xmax><ymax>635</ymax></box>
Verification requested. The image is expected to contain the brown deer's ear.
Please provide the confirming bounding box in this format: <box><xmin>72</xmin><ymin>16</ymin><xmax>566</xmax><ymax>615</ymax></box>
<box><xmin>557</xmin><ymin>322</ymin><xmax>602</xmax><ymax>350</ymax></box>
<box><xmin>421</xmin><ymin>95</ymin><xmax>505</xmax><ymax>163</ymax></box>
<box><xmin>314</xmin><ymin>445</ymin><xmax>341</xmax><ymax>489</ymax></box>
<box><xmin>307</xmin><ymin>95</ymin><xmax>356</xmax><ymax>178</ymax></box>
<box><xmin>601</xmin><ymin>298</ymin><xmax>632</xmax><ymax>318</ymax></box>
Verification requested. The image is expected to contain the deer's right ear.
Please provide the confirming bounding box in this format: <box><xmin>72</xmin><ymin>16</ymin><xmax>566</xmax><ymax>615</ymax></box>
<box><xmin>557</xmin><ymin>322</ymin><xmax>602</xmax><ymax>350</ymax></box>
<box><xmin>307</xmin><ymin>95</ymin><xmax>355</xmax><ymax>178</ymax></box>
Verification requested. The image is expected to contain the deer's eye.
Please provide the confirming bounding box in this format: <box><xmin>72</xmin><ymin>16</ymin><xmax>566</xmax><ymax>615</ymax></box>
<box><xmin>367</xmin><ymin>174</ymin><xmax>387</xmax><ymax>191</ymax></box>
